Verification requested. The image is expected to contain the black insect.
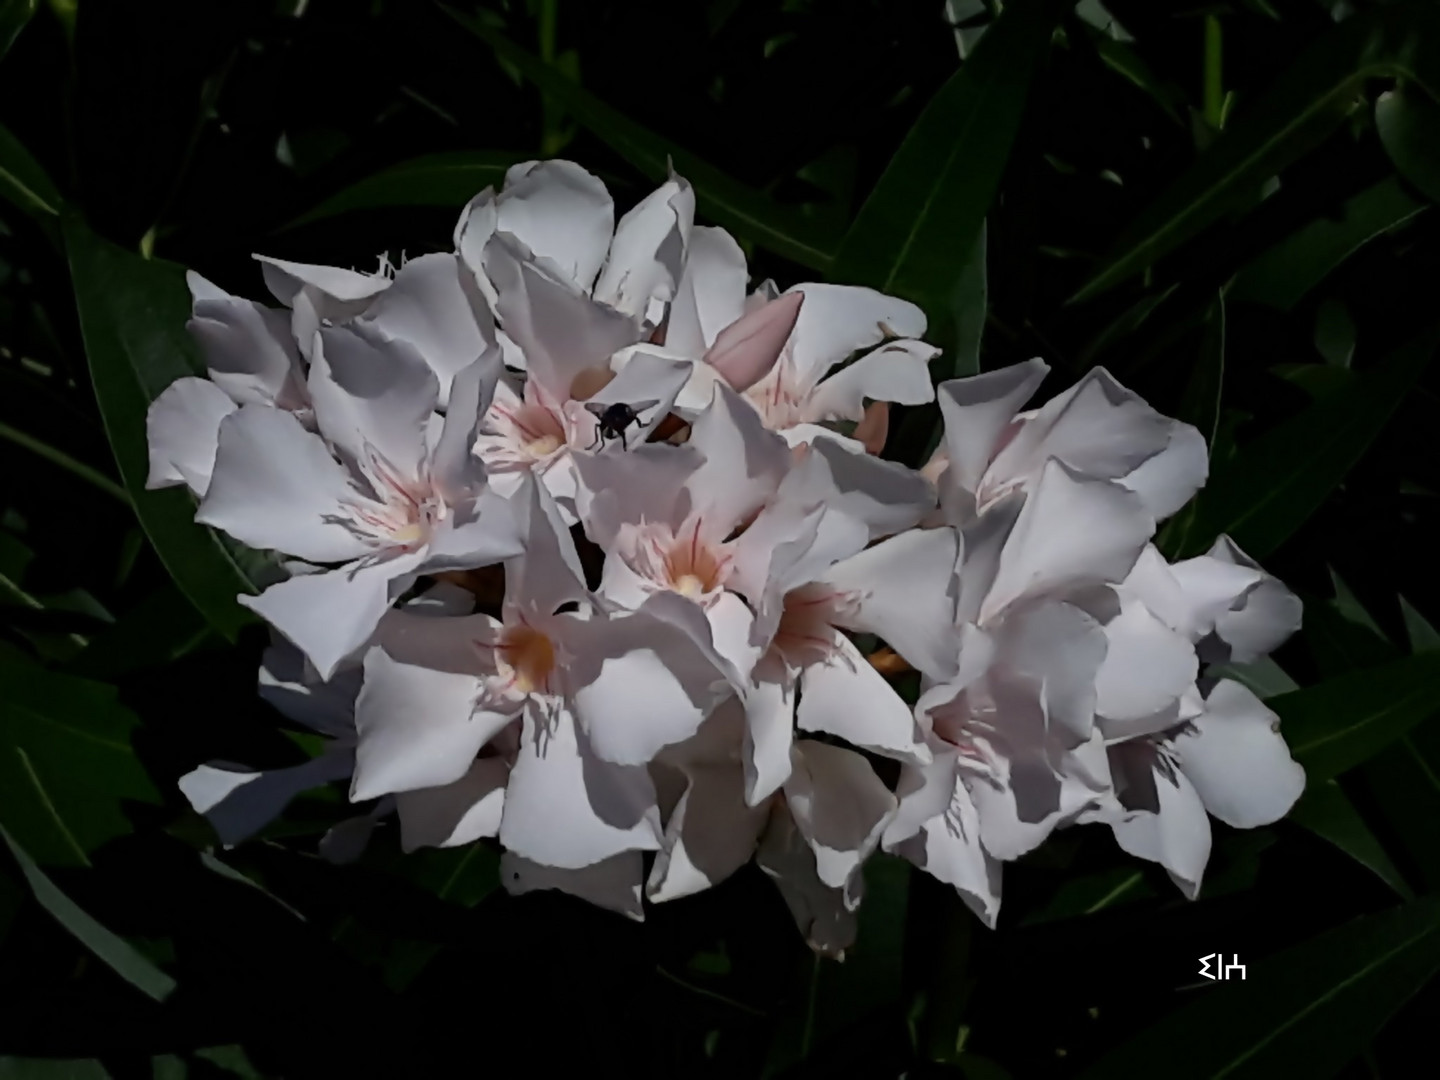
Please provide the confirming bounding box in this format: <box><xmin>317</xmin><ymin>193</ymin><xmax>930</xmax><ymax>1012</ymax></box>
<box><xmin>584</xmin><ymin>399</ymin><xmax>660</xmax><ymax>451</ymax></box>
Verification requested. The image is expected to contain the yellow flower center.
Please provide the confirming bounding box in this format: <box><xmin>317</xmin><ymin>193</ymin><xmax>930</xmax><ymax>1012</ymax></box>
<box><xmin>498</xmin><ymin>625</ymin><xmax>557</xmax><ymax>696</ymax></box>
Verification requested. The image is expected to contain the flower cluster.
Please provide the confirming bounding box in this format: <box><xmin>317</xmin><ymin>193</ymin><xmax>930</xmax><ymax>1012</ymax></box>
<box><xmin>153</xmin><ymin>161</ymin><xmax>1305</xmax><ymax>954</ymax></box>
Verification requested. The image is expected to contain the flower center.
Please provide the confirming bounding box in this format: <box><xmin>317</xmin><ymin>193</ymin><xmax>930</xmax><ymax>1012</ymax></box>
<box><xmin>496</xmin><ymin>624</ymin><xmax>557</xmax><ymax>697</ymax></box>
<box><xmin>744</xmin><ymin>357</ymin><xmax>807</xmax><ymax>430</ymax></box>
<box><xmin>771</xmin><ymin>583</ymin><xmax>855</xmax><ymax>667</ymax></box>
<box><xmin>342</xmin><ymin>447</ymin><xmax>444</xmax><ymax>552</ymax></box>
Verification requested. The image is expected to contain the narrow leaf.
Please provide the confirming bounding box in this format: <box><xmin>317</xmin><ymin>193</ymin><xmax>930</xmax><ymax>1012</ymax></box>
<box><xmin>0</xmin><ymin>120</ymin><xmax>61</xmax><ymax>219</ymax></box>
<box><xmin>0</xmin><ymin>647</ymin><xmax>159</xmax><ymax>867</ymax></box>
<box><xmin>1071</xmin><ymin>3</ymin><xmax>1440</xmax><ymax>302</ymax></box>
<box><xmin>0</xmin><ymin>1060</ymin><xmax>111</xmax><ymax>1080</ymax></box>
<box><xmin>1377</xmin><ymin>84</ymin><xmax>1440</xmax><ymax>204</ymax></box>
<box><xmin>1179</xmin><ymin>321</ymin><xmax>1438</xmax><ymax>558</ymax></box>
<box><xmin>64</xmin><ymin>215</ymin><xmax>276</xmax><ymax>641</ymax></box>
<box><xmin>830</xmin><ymin>0</ymin><xmax>1063</xmax><ymax>323</ymax></box>
<box><xmin>0</xmin><ymin>0</ymin><xmax>38</xmax><ymax>60</ymax></box>
<box><xmin>1229</xmin><ymin>176</ymin><xmax>1427</xmax><ymax>311</ymax></box>
<box><xmin>951</xmin><ymin>222</ymin><xmax>988</xmax><ymax>377</ymax></box>
<box><xmin>1277</xmin><ymin>651</ymin><xmax>1440</xmax><ymax>782</ymax></box>
<box><xmin>1</xmin><ymin>826</ymin><xmax>176</xmax><ymax>1002</ymax></box>
<box><xmin>1400</xmin><ymin>595</ymin><xmax>1440</xmax><ymax>653</ymax></box>
<box><xmin>1077</xmin><ymin>894</ymin><xmax>1440</xmax><ymax>1080</ymax></box>
<box><xmin>445</xmin><ymin>7</ymin><xmax>837</xmax><ymax>272</ymax></box>
<box><xmin>1287</xmin><ymin>779</ymin><xmax>1413</xmax><ymax>898</ymax></box>
<box><xmin>283</xmin><ymin>150</ymin><xmax>527</xmax><ymax>229</ymax></box>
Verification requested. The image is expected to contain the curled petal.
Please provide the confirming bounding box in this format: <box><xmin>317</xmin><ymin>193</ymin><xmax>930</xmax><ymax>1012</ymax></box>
<box><xmin>702</xmin><ymin>291</ymin><xmax>804</xmax><ymax>392</ymax></box>
<box><xmin>145</xmin><ymin>376</ymin><xmax>238</xmax><ymax>496</ymax></box>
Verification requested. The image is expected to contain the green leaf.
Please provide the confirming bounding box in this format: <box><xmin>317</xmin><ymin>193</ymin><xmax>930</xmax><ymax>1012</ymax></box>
<box><xmin>829</xmin><ymin>0</ymin><xmax>1063</xmax><ymax>324</ymax></box>
<box><xmin>1083</xmin><ymin>22</ymin><xmax>1187</xmax><ymax>126</ymax></box>
<box><xmin>1377</xmin><ymin>84</ymin><xmax>1440</xmax><ymax>204</ymax></box>
<box><xmin>1071</xmin><ymin>3</ymin><xmax>1440</xmax><ymax>303</ymax></box>
<box><xmin>950</xmin><ymin>222</ymin><xmax>988</xmax><ymax>378</ymax></box>
<box><xmin>1075</xmin><ymin>894</ymin><xmax>1440</xmax><ymax>1080</ymax></box>
<box><xmin>64</xmin><ymin>215</ymin><xmax>276</xmax><ymax>642</ymax></box>
<box><xmin>282</xmin><ymin>150</ymin><xmax>527</xmax><ymax>229</ymax></box>
<box><xmin>1158</xmin><ymin>292</ymin><xmax>1226</xmax><ymax>556</ymax></box>
<box><xmin>1177</xmin><ymin>321</ymin><xmax>1438</xmax><ymax>558</ymax></box>
<box><xmin>765</xmin><ymin>854</ymin><xmax>912</xmax><ymax>1075</ymax></box>
<box><xmin>0</xmin><ymin>1060</ymin><xmax>110</xmax><ymax>1080</ymax></box>
<box><xmin>0</xmin><ymin>120</ymin><xmax>61</xmax><ymax>219</ymax></box>
<box><xmin>1229</xmin><ymin>176</ymin><xmax>1427</xmax><ymax>311</ymax></box>
<box><xmin>1208</xmin><ymin>656</ymin><xmax>1300</xmax><ymax>700</ymax></box>
<box><xmin>1</xmin><ymin>0</ymin><xmax>38</xmax><ymax>60</ymax></box>
<box><xmin>1277</xmin><ymin>651</ymin><xmax>1440</xmax><ymax>782</ymax></box>
<box><xmin>1</xmin><ymin>826</ymin><xmax>177</xmax><ymax>1002</ymax></box>
<box><xmin>67</xmin><ymin>583</ymin><xmax>213</xmax><ymax>680</ymax></box>
<box><xmin>1287</xmin><ymin>779</ymin><xmax>1413</xmax><ymax>898</ymax></box>
<box><xmin>0</xmin><ymin>647</ymin><xmax>159</xmax><ymax>867</ymax></box>
<box><xmin>1019</xmin><ymin>866</ymin><xmax>1156</xmax><ymax>925</ymax></box>
<box><xmin>1401</xmin><ymin>595</ymin><xmax>1440</xmax><ymax>652</ymax></box>
<box><xmin>444</xmin><ymin>7</ymin><xmax>837</xmax><ymax>273</ymax></box>
<box><xmin>1313</xmin><ymin>298</ymin><xmax>1356</xmax><ymax>367</ymax></box>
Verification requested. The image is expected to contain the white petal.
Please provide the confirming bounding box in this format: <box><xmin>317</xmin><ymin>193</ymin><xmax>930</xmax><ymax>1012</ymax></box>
<box><xmin>804</xmin><ymin>339</ymin><xmax>938</xmax><ymax>422</ymax></box>
<box><xmin>1120</xmin><ymin>421</ymin><xmax>1209</xmax><ymax>521</ymax></box>
<box><xmin>782</xmin><ymin>284</ymin><xmax>927</xmax><ymax>390</ymax></box>
<box><xmin>994</xmin><ymin>599</ymin><xmax>1108</xmax><ymax>746</ymax></box>
<box><xmin>309</xmin><ymin>326</ymin><xmax>438</xmax><ymax>483</ymax></box>
<box><xmin>567</xmin><ymin>598</ymin><xmax>737</xmax><ymax>765</ymax></box>
<box><xmin>196</xmin><ymin>405</ymin><xmax>375</xmax><ymax>564</ymax></box>
<box><xmin>684</xmin><ymin>382</ymin><xmax>794</xmax><ymax>530</ymax></box>
<box><xmin>395</xmin><ymin>757</ymin><xmax>508</xmax><ymax>850</ymax></box>
<box><xmin>987</xmin><ymin>366</ymin><xmax>1176</xmax><ymax>499</ymax></box>
<box><xmin>743</xmin><ymin>675</ymin><xmax>796</xmax><ymax>806</ymax></box>
<box><xmin>187</xmin><ymin>272</ymin><xmax>305</xmax><ymax>409</ymax></box>
<box><xmin>1105</xmin><ymin>741</ymin><xmax>1212</xmax><ymax>899</ymax></box>
<box><xmin>179</xmin><ymin>748</ymin><xmax>354</xmax><ymax>846</ymax></box>
<box><xmin>664</xmin><ymin>226</ymin><xmax>748</xmax><ymax>355</ymax></box>
<box><xmin>359</xmin><ymin>252</ymin><xmax>496</xmax><ymax>407</ymax></box>
<box><xmin>594</xmin><ymin>175</ymin><xmax>695</xmax><ymax>320</ymax></box>
<box><xmin>647</xmin><ymin>755</ymin><xmax>767</xmax><ymax>902</ymax></box>
<box><xmin>420</xmin><ymin>486</ymin><xmax>525</xmax><ymax>575</ymax></box>
<box><xmin>241</xmin><ymin>551</ymin><xmax>425</xmax><ymax>680</ymax></box>
<box><xmin>981</xmin><ymin>460</ymin><xmax>1153</xmax><ymax>623</ymax></box>
<box><xmin>755</xmin><ymin>803</ymin><xmax>859</xmax><ymax>959</ymax></box>
<box><xmin>1095</xmin><ymin>600</ymin><xmax>1199</xmax><ymax>723</ymax></box>
<box><xmin>257</xmin><ymin>636</ymin><xmax>360</xmax><ymax>737</ymax></box>
<box><xmin>784</xmin><ymin>740</ymin><xmax>897</xmax><ymax>892</ymax></box>
<box><xmin>494</xmin><ymin>160</ymin><xmax>616</xmax><ymax>291</ymax></box>
<box><xmin>482</xmin><ymin>232</ymin><xmax>640</xmax><ymax>398</ymax></box>
<box><xmin>504</xmin><ymin>475</ymin><xmax>591</xmax><ymax>619</ymax></box>
<box><xmin>255</xmin><ymin>254</ymin><xmax>390</xmax><ymax>316</ymax></box>
<box><xmin>573</xmin><ymin>442</ymin><xmax>699</xmax><ymax>550</ymax></box>
<box><xmin>796</xmin><ymin>635</ymin><xmax>929</xmax><ymax>762</ymax></box>
<box><xmin>352</xmin><ymin>641</ymin><xmax>509</xmax><ymax>801</ymax></box>
<box><xmin>937</xmin><ymin>359</ymin><xmax>1049</xmax><ymax>499</ymax></box>
<box><xmin>702</xmin><ymin>292</ymin><xmax>803</xmax><ymax>393</ymax></box>
<box><xmin>1201</xmin><ymin>536</ymin><xmax>1304</xmax><ymax>662</ymax></box>
<box><xmin>825</xmin><ymin>527</ymin><xmax>960</xmax><ymax>680</ymax></box>
<box><xmin>1172</xmin><ymin>679</ymin><xmax>1305</xmax><ymax>828</ymax></box>
<box><xmin>145</xmin><ymin>376</ymin><xmax>238</xmax><ymax>496</ymax></box>
<box><xmin>502</xmin><ymin>849</ymin><xmax>645</xmax><ymax>920</ymax></box>
<box><xmin>780</xmin><ymin>435</ymin><xmax>936</xmax><ymax>542</ymax></box>
<box><xmin>431</xmin><ymin>351</ymin><xmax>502</xmax><ymax>502</ymax></box>
<box><xmin>889</xmin><ymin>772</ymin><xmax>1001</xmax><ymax>927</ymax></box>
<box><xmin>499</xmin><ymin>705</ymin><xmax>661</xmax><ymax>870</ymax></box>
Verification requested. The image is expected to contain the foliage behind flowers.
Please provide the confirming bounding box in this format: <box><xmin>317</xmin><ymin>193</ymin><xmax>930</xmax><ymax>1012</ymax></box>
<box><xmin>3</xmin><ymin>1</ymin><xmax>1440</xmax><ymax>1077</ymax></box>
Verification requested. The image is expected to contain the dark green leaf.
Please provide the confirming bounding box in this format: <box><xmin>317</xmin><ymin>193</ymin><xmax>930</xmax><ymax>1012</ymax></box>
<box><xmin>1177</xmin><ymin>322</ymin><xmax>1438</xmax><ymax>558</ymax></box>
<box><xmin>1</xmin><ymin>826</ymin><xmax>176</xmax><ymax>1002</ymax></box>
<box><xmin>951</xmin><ymin>222</ymin><xmax>987</xmax><ymax>378</ymax></box>
<box><xmin>1075</xmin><ymin>894</ymin><xmax>1440</xmax><ymax>1080</ymax></box>
<box><xmin>1084</xmin><ymin>22</ymin><xmax>1187</xmax><ymax>126</ymax></box>
<box><xmin>829</xmin><ymin>0</ymin><xmax>1063</xmax><ymax>324</ymax></box>
<box><xmin>1401</xmin><ymin>595</ymin><xmax>1440</xmax><ymax>652</ymax></box>
<box><xmin>0</xmin><ymin>120</ymin><xmax>61</xmax><ymax>219</ymax></box>
<box><xmin>0</xmin><ymin>647</ymin><xmax>159</xmax><ymax>867</ymax></box>
<box><xmin>0</xmin><ymin>0</ymin><xmax>37</xmax><ymax>61</ymax></box>
<box><xmin>1277</xmin><ymin>651</ymin><xmax>1440</xmax><ymax>782</ymax></box>
<box><xmin>0</xmin><ymin>1060</ymin><xmax>110</xmax><ymax>1080</ymax></box>
<box><xmin>67</xmin><ymin>583</ymin><xmax>213</xmax><ymax>680</ymax></box>
<box><xmin>1158</xmin><ymin>292</ymin><xmax>1226</xmax><ymax>556</ymax></box>
<box><xmin>765</xmin><ymin>854</ymin><xmax>911</xmax><ymax>1074</ymax></box>
<box><xmin>64</xmin><ymin>215</ymin><xmax>276</xmax><ymax>642</ymax></box>
<box><xmin>1230</xmin><ymin>176</ymin><xmax>1427</xmax><ymax>311</ymax></box>
<box><xmin>1313</xmin><ymin>298</ymin><xmax>1356</xmax><ymax>367</ymax></box>
<box><xmin>1377</xmin><ymin>84</ymin><xmax>1440</xmax><ymax>204</ymax></box>
<box><xmin>1071</xmin><ymin>3</ymin><xmax>1440</xmax><ymax>303</ymax></box>
<box><xmin>1019</xmin><ymin>866</ymin><xmax>1156</xmax><ymax>925</ymax></box>
<box><xmin>1209</xmin><ymin>656</ymin><xmax>1300</xmax><ymax>699</ymax></box>
<box><xmin>283</xmin><ymin>150</ymin><xmax>527</xmax><ymax>229</ymax></box>
<box><xmin>1287</xmin><ymin>779</ymin><xmax>1413</xmax><ymax>898</ymax></box>
<box><xmin>444</xmin><ymin>7</ymin><xmax>837</xmax><ymax>272</ymax></box>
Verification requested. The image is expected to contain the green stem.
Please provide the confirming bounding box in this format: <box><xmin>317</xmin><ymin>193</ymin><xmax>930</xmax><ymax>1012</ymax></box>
<box><xmin>0</xmin><ymin>420</ymin><xmax>130</xmax><ymax>505</ymax></box>
<box><xmin>1203</xmin><ymin>14</ymin><xmax>1224</xmax><ymax>130</ymax></box>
